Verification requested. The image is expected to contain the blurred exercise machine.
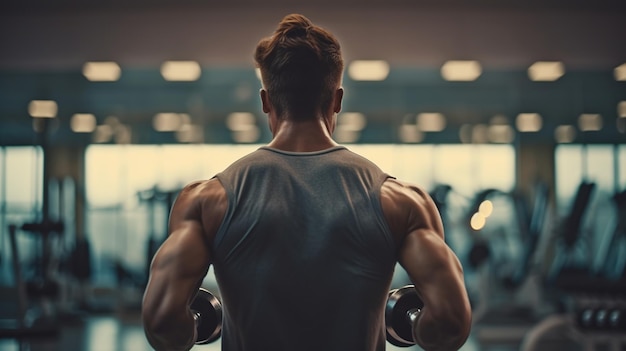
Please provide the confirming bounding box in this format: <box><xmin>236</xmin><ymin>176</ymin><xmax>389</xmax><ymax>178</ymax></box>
<box><xmin>468</xmin><ymin>182</ymin><xmax>551</xmax><ymax>328</ymax></box>
<box><xmin>0</xmin><ymin>223</ymin><xmax>62</xmax><ymax>341</ymax></box>
<box><xmin>545</xmin><ymin>181</ymin><xmax>596</xmax><ymax>281</ymax></box>
<box><xmin>113</xmin><ymin>186</ymin><xmax>178</xmax><ymax>290</ymax></box>
<box><xmin>521</xmin><ymin>182</ymin><xmax>626</xmax><ymax>350</ymax></box>
<box><xmin>0</xmin><ymin>119</ymin><xmax>67</xmax><ymax>345</ymax></box>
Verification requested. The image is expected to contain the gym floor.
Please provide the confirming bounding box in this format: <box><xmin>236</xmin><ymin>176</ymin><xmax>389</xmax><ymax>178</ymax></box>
<box><xmin>0</xmin><ymin>315</ymin><xmax>500</xmax><ymax>351</ymax></box>
<box><xmin>0</xmin><ymin>312</ymin><xmax>593</xmax><ymax>351</ymax></box>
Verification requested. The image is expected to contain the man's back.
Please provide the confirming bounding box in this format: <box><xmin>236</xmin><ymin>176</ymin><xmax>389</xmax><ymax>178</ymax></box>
<box><xmin>142</xmin><ymin>14</ymin><xmax>471</xmax><ymax>351</ymax></box>
<box><xmin>213</xmin><ymin>146</ymin><xmax>397</xmax><ymax>351</ymax></box>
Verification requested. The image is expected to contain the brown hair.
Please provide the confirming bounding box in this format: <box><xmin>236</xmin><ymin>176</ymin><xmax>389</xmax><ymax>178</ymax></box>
<box><xmin>254</xmin><ymin>14</ymin><xmax>344</xmax><ymax>119</ymax></box>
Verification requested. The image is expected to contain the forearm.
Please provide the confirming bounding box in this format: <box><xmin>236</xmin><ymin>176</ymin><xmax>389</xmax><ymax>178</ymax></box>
<box><xmin>413</xmin><ymin>307</ymin><xmax>469</xmax><ymax>351</ymax></box>
<box><xmin>144</xmin><ymin>308</ymin><xmax>196</xmax><ymax>351</ymax></box>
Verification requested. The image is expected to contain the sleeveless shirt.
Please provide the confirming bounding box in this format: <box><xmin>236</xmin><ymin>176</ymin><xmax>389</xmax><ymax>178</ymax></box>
<box><xmin>213</xmin><ymin>146</ymin><xmax>397</xmax><ymax>351</ymax></box>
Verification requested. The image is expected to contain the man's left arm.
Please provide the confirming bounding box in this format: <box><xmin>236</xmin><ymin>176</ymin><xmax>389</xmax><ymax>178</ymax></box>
<box><xmin>142</xmin><ymin>184</ymin><xmax>211</xmax><ymax>351</ymax></box>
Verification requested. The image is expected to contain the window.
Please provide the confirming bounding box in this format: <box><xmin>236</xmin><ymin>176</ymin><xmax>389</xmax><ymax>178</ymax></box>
<box><xmin>554</xmin><ymin>144</ymin><xmax>621</xmax><ymax>273</ymax></box>
<box><xmin>0</xmin><ymin>146</ymin><xmax>43</xmax><ymax>284</ymax></box>
<box><xmin>84</xmin><ymin>143</ymin><xmax>517</xmax><ymax>285</ymax></box>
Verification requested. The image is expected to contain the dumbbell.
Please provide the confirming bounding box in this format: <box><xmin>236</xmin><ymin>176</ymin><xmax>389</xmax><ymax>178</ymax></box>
<box><xmin>191</xmin><ymin>288</ymin><xmax>223</xmax><ymax>344</ymax></box>
<box><xmin>577</xmin><ymin>307</ymin><xmax>596</xmax><ymax>330</ymax></box>
<box><xmin>385</xmin><ymin>285</ymin><xmax>424</xmax><ymax>347</ymax></box>
<box><xmin>608</xmin><ymin>308</ymin><xmax>626</xmax><ymax>331</ymax></box>
<box><xmin>576</xmin><ymin>306</ymin><xmax>626</xmax><ymax>332</ymax></box>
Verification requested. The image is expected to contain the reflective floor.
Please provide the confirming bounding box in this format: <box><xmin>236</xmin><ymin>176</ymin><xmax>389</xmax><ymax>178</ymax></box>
<box><xmin>1</xmin><ymin>314</ymin><xmax>625</xmax><ymax>351</ymax></box>
<box><xmin>0</xmin><ymin>313</ymin><xmax>500</xmax><ymax>351</ymax></box>
<box><xmin>0</xmin><ymin>293</ymin><xmax>623</xmax><ymax>351</ymax></box>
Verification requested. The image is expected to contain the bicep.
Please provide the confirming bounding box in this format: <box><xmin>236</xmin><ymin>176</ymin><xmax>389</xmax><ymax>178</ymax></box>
<box><xmin>383</xmin><ymin>179</ymin><xmax>471</xmax><ymax>344</ymax></box>
<box><xmin>399</xmin><ymin>228</ymin><xmax>469</xmax><ymax>321</ymax></box>
<box><xmin>152</xmin><ymin>220</ymin><xmax>210</xmax><ymax>288</ymax></box>
<box><xmin>144</xmin><ymin>220</ymin><xmax>210</xmax><ymax>317</ymax></box>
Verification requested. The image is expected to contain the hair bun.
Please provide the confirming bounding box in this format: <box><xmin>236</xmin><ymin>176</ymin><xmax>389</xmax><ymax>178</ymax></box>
<box><xmin>275</xmin><ymin>14</ymin><xmax>314</xmax><ymax>38</ymax></box>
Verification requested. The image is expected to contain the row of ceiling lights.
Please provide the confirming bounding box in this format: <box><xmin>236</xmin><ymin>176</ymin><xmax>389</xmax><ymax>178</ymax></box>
<box><xmin>80</xmin><ymin>60</ymin><xmax>626</xmax><ymax>82</ymax></box>
<box><xmin>25</xmin><ymin>99</ymin><xmax>626</xmax><ymax>145</ymax></box>
<box><xmin>22</xmin><ymin>57</ymin><xmax>626</xmax><ymax>144</ymax></box>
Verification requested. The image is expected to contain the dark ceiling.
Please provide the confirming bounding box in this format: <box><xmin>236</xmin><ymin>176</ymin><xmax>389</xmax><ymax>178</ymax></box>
<box><xmin>0</xmin><ymin>1</ymin><xmax>625</xmax><ymax>146</ymax></box>
<box><xmin>1</xmin><ymin>0</ymin><xmax>626</xmax><ymax>12</ymax></box>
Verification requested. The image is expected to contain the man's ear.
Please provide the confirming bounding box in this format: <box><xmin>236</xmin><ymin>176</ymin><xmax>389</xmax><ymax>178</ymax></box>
<box><xmin>260</xmin><ymin>89</ymin><xmax>271</xmax><ymax>114</ymax></box>
<box><xmin>333</xmin><ymin>88</ymin><xmax>344</xmax><ymax>114</ymax></box>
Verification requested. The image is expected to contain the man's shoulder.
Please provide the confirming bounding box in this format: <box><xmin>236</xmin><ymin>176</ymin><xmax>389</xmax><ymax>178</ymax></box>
<box><xmin>380</xmin><ymin>179</ymin><xmax>444</xmax><ymax>241</ymax></box>
<box><xmin>381</xmin><ymin>177</ymin><xmax>433</xmax><ymax>210</ymax></box>
<box><xmin>179</xmin><ymin>179</ymin><xmax>227</xmax><ymax>205</ymax></box>
<box><xmin>381</xmin><ymin>179</ymin><xmax>431</xmax><ymax>204</ymax></box>
<box><xmin>217</xmin><ymin>148</ymin><xmax>270</xmax><ymax>174</ymax></box>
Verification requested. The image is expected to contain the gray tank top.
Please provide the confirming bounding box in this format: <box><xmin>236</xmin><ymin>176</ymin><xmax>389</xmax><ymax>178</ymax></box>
<box><xmin>213</xmin><ymin>146</ymin><xmax>397</xmax><ymax>351</ymax></box>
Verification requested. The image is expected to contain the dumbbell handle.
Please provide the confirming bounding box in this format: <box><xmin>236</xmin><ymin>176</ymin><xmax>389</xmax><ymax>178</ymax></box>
<box><xmin>386</xmin><ymin>285</ymin><xmax>424</xmax><ymax>347</ymax></box>
<box><xmin>191</xmin><ymin>288</ymin><xmax>223</xmax><ymax>345</ymax></box>
<box><xmin>192</xmin><ymin>311</ymin><xmax>205</xmax><ymax>343</ymax></box>
<box><xmin>407</xmin><ymin>308</ymin><xmax>421</xmax><ymax>324</ymax></box>
<box><xmin>192</xmin><ymin>311</ymin><xmax>201</xmax><ymax>324</ymax></box>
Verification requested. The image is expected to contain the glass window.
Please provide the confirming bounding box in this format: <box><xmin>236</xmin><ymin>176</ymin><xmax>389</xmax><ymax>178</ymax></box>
<box><xmin>350</xmin><ymin>144</ymin><xmax>436</xmax><ymax>189</ymax></box>
<box><xmin>5</xmin><ymin>146</ymin><xmax>43</xmax><ymax>210</ymax></box>
<box><xmin>85</xmin><ymin>144</ymin><xmax>264</xmax><ymax>285</ymax></box>
<box><xmin>554</xmin><ymin>144</ymin><xmax>621</xmax><ymax>273</ymax></box>
<box><xmin>433</xmin><ymin>144</ymin><xmax>515</xmax><ymax>196</ymax></box>
<box><xmin>586</xmin><ymin>145</ymin><xmax>615</xmax><ymax>194</ymax></box>
<box><xmin>85</xmin><ymin>145</ymin><xmax>124</xmax><ymax>207</ymax></box>
<box><xmin>0</xmin><ymin>146</ymin><xmax>43</xmax><ymax>284</ymax></box>
<box><xmin>617</xmin><ymin>145</ymin><xmax>626</xmax><ymax>191</ymax></box>
<box><xmin>0</xmin><ymin>148</ymin><xmax>4</xmax><ymax>206</ymax></box>
<box><xmin>84</xmin><ymin>143</ymin><xmax>517</xmax><ymax>286</ymax></box>
<box><xmin>555</xmin><ymin>145</ymin><xmax>585</xmax><ymax>215</ymax></box>
<box><xmin>200</xmin><ymin>144</ymin><xmax>259</xmax><ymax>179</ymax></box>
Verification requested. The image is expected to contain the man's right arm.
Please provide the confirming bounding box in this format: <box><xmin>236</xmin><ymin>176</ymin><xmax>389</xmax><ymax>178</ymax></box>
<box><xmin>381</xmin><ymin>179</ymin><xmax>472</xmax><ymax>351</ymax></box>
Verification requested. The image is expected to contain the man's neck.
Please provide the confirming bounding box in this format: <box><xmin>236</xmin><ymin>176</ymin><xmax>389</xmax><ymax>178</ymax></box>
<box><xmin>267</xmin><ymin>118</ymin><xmax>338</xmax><ymax>152</ymax></box>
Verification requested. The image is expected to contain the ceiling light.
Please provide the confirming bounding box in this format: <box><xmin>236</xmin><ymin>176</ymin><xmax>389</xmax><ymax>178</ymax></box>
<box><xmin>472</xmin><ymin>124</ymin><xmax>489</xmax><ymax>143</ymax></box>
<box><xmin>348</xmin><ymin>60</ymin><xmax>390</xmax><ymax>81</ymax></box>
<box><xmin>488</xmin><ymin>125</ymin><xmax>514</xmax><ymax>143</ymax></box>
<box><xmin>614</xmin><ymin>63</ymin><xmax>626</xmax><ymax>81</ymax></box>
<box><xmin>459</xmin><ymin>124</ymin><xmax>472</xmax><ymax>143</ymax></box>
<box><xmin>554</xmin><ymin>125</ymin><xmax>576</xmax><ymax>143</ymax></box>
<box><xmin>153</xmin><ymin>113</ymin><xmax>184</xmax><ymax>132</ymax></box>
<box><xmin>70</xmin><ymin>113</ymin><xmax>97</xmax><ymax>133</ymax></box>
<box><xmin>28</xmin><ymin>100</ymin><xmax>58</xmax><ymax>118</ymax></box>
<box><xmin>478</xmin><ymin>200</ymin><xmax>493</xmax><ymax>217</ymax></box>
<box><xmin>176</xmin><ymin>124</ymin><xmax>204</xmax><ymax>143</ymax></box>
<box><xmin>161</xmin><ymin>61</ymin><xmax>201</xmax><ymax>81</ymax></box>
<box><xmin>528</xmin><ymin>61</ymin><xmax>565</xmax><ymax>81</ymax></box>
<box><xmin>417</xmin><ymin>113</ymin><xmax>446</xmax><ymax>132</ymax></box>
<box><xmin>93</xmin><ymin>125</ymin><xmax>114</xmax><ymax>143</ymax></box>
<box><xmin>578</xmin><ymin>113</ymin><xmax>603</xmax><ymax>132</ymax></box>
<box><xmin>226</xmin><ymin>112</ymin><xmax>256</xmax><ymax>131</ymax></box>
<box><xmin>398</xmin><ymin>125</ymin><xmax>423</xmax><ymax>143</ymax></box>
<box><xmin>441</xmin><ymin>60</ymin><xmax>482</xmax><ymax>81</ymax></box>
<box><xmin>516</xmin><ymin>113</ymin><xmax>543</xmax><ymax>132</ymax></box>
<box><xmin>114</xmin><ymin>124</ymin><xmax>132</xmax><ymax>144</ymax></box>
<box><xmin>490</xmin><ymin>115</ymin><xmax>509</xmax><ymax>125</ymax></box>
<box><xmin>104</xmin><ymin>116</ymin><xmax>121</xmax><ymax>127</ymax></box>
<box><xmin>232</xmin><ymin>125</ymin><xmax>260</xmax><ymax>143</ymax></box>
<box><xmin>82</xmin><ymin>61</ymin><xmax>121</xmax><ymax>81</ymax></box>
<box><xmin>470</xmin><ymin>212</ymin><xmax>486</xmax><ymax>230</ymax></box>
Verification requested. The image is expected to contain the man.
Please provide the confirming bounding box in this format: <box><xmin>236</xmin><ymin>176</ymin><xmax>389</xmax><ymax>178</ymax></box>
<box><xmin>142</xmin><ymin>13</ymin><xmax>471</xmax><ymax>351</ymax></box>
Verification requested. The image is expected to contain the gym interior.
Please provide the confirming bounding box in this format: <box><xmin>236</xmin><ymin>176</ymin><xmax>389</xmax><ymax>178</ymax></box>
<box><xmin>1</xmin><ymin>1</ymin><xmax>625</xmax><ymax>350</ymax></box>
